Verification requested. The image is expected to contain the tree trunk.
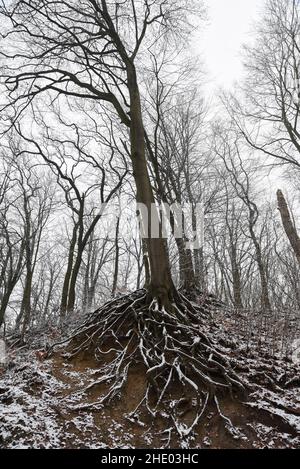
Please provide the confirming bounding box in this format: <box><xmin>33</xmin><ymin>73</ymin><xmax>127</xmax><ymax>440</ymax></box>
<box><xmin>67</xmin><ymin>247</ymin><xmax>84</xmax><ymax>312</ymax></box>
<box><xmin>0</xmin><ymin>275</ymin><xmax>22</xmax><ymax>327</ymax></box>
<box><xmin>191</xmin><ymin>207</ymin><xmax>205</xmax><ymax>291</ymax></box>
<box><xmin>60</xmin><ymin>223</ymin><xmax>78</xmax><ymax>315</ymax></box>
<box><xmin>277</xmin><ymin>189</ymin><xmax>300</xmax><ymax>266</ymax></box>
<box><xmin>175</xmin><ymin>236</ymin><xmax>195</xmax><ymax>290</ymax></box>
<box><xmin>168</xmin><ymin>209</ymin><xmax>196</xmax><ymax>290</ymax></box>
<box><xmin>20</xmin><ymin>270</ymin><xmax>33</xmax><ymax>337</ymax></box>
<box><xmin>231</xmin><ymin>248</ymin><xmax>243</xmax><ymax>310</ymax></box>
<box><xmin>82</xmin><ymin>242</ymin><xmax>91</xmax><ymax>312</ymax></box>
<box><xmin>43</xmin><ymin>271</ymin><xmax>55</xmax><ymax>320</ymax></box>
<box><xmin>0</xmin><ymin>294</ymin><xmax>10</xmax><ymax>328</ymax></box>
<box><xmin>87</xmin><ymin>283</ymin><xmax>96</xmax><ymax>311</ymax></box>
<box><xmin>249</xmin><ymin>222</ymin><xmax>271</xmax><ymax>311</ymax></box>
<box><xmin>127</xmin><ymin>65</ymin><xmax>176</xmax><ymax>307</ymax></box>
<box><xmin>141</xmin><ymin>238</ymin><xmax>150</xmax><ymax>289</ymax></box>
<box><xmin>111</xmin><ymin>216</ymin><xmax>120</xmax><ymax>297</ymax></box>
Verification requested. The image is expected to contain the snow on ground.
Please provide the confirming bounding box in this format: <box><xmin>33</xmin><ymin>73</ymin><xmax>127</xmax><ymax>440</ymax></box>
<box><xmin>0</xmin><ymin>357</ymin><xmax>63</xmax><ymax>448</ymax></box>
<box><xmin>1</xmin><ymin>309</ymin><xmax>299</xmax><ymax>449</ymax></box>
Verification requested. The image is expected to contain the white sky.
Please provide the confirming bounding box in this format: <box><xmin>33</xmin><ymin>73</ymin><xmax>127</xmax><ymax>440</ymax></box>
<box><xmin>193</xmin><ymin>0</ymin><xmax>290</xmax><ymax>200</ymax></box>
<box><xmin>197</xmin><ymin>0</ymin><xmax>264</xmax><ymax>93</ymax></box>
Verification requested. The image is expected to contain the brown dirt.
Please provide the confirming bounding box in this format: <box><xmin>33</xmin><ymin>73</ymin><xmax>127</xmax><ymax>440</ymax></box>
<box><xmin>48</xmin><ymin>351</ymin><xmax>300</xmax><ymax>449</ymax></box>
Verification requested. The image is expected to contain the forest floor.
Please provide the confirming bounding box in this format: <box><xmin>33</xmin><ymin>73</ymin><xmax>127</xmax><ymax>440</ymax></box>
<box><xmin>0</xmin><ymin>299</ymin><xmax>300</xmax><ymax>449</ymax></box>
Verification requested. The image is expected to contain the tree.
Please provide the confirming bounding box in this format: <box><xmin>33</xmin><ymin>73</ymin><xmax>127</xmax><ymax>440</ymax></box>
<box><xmin>14</xmin><ymin>109</ymin><xmax>128</xmax><ymax>314</ymax></box>
<box><xmin>0</xmin><ymin>0</ymin><xmax>248</xmax><ymax>440</ymax></box>
<box><xmin>225</xmin><ymin>0</ymin><xmax>300</xmax><ymax>173</ymax></box>
<box><xmin>0</xmin><ymin>0</ymin><xmax>203</xmax><ymax>308</ymax></box>
<box><xmin>144</xmin><ymin>54</ymin><xmax>218</xmax><ymax>292</ymax></box>
<box><xmin>0</xmin><ymin>157</ymin><xmax>25</xmax><ymax>327</ymax></box>
<box><xmin>15</xmin><ymin>161</ymin><xmax>54</xmax><ymax>336</ymax></box>
<box><xmin>0</xmin><ymin>146</ymin><xmax>53</xmax><ymax>329</ymax></box>
<box><xmin>277</xmin><ymin>189</ymin><xmax>300</xmax><ymax>266</ymax></box>
<box><xmin>81</xmin><ymin>232</ymin><xmax>114</xmax><ymax>311</ymax></box>
<box><xmin>213</xmin><ymin>125</ymin><xmax>271</xmax><ymax>311</ymax></box>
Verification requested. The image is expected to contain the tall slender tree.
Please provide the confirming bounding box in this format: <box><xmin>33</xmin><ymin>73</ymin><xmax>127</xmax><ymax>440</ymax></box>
<box><xmin>0</xmin><ymin>0</ymin><xmax>203</xmax><ymax>308</ymax></box>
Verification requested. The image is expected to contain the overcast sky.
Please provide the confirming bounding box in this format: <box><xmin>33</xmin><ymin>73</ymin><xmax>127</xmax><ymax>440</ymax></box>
<box><xmin>198</xmin><ymin>0</ymin><xmax>264</xmax><ymax>93</ymax></box>
<box><xmin>194</xmin><ymin>0</ymin><xmax>290</xmax><ymax>199</ymax></box>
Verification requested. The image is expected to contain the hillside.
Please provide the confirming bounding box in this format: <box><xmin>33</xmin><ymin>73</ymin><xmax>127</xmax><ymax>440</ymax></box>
<box><xmin>1</xmin><ymin>295</ymin><xmax>299</xmax><ymax>449</ymax></box>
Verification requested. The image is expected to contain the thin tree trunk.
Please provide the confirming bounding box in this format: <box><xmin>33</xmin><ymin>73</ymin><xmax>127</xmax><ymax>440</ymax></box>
<box><xmin>231</xmin><ymin>247</ymin><xmax>243</xmax><ymax>309</ymax></box>
<box><xmin>20</xmin><ymin>270</ymin><xmax>33</xmax><ymax>336</ymax></box>
<box><xmin>60</xmin><ymin>223</ymin><xmax>78</xmax><ymax>315</ymax></box>
<box><xmin>169</xmin><ymin>210</ymin><xmax>195</xmax><ymax>290</ymax></box>
<box><xmin>67</xmin><ymin>248</ymin><xmax>83</xmax><ymax>312</ymax></box>
<box><xmin>87</xmin><ymin>283</ymin><xmax>96</xmax><ymax>311</ymax></box>
<box><xmin>249</xmin><ymin>222</ymin><xmax>271</xmax><ymax>311</ymax></box>
<box><xmin>175</xmin><ymin>236</ymin><xmax>195</xmax><ymax>290</ymax></box>
<box><xmin>0</xmin><ymin>294</ymin><xmax>10</xmax><ymax>328</ymax></box>
<box><xmin>142</xmin><ymin>238</ymin><xmax>150</xmax><ymax>289</ymax></box>
<box><xmin>194</xmin><ymin>247</ymin><xmax>205</xmax><ymax>291</ymax></box>
<box><xmin>43</xmin><ymin>271</ymin><xmax>55</xmax><ymax>320</ymax></box>
<box><xmin>277</xmin><ymin>189</ymin><xmax>300</xmax><ymax>266</ymax></box>
<box><xmin>111</xmin><ymin>216</ymin><xmax>120</xmax><ymax>297</ymax></box>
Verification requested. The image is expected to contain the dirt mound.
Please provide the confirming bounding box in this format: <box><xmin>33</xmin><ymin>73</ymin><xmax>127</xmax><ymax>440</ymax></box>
<box><xmin>1</xmin><ymin>350</ymin><xmax>299</xmax><ymax>449</ymax></box>
<box><xmin>1</xmin><ymin>290</ymin><xmax>299</xmax><ymax>448</ymax></box>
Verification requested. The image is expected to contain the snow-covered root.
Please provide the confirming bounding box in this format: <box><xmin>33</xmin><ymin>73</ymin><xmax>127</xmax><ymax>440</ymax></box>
<box><xmin>47</xmin><ymin>289</ymin><xmax>249</xmax><ymax>440</ymax></box>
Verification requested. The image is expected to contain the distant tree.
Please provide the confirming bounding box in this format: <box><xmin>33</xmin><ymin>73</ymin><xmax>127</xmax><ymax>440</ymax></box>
<box><xmin>14</xmin><ymin>112</ymin><xmax>127</xmax><ymax>314</ymax></box>
<box><xmin>225</xmin><ymin>0</ymin><xmax>300</xmax><ymax>172</ymax></box>
<box><xmin>0</xmin><ymin>157</ymin><xmax>25</xmax><ymax>327</ymax></box>
<box><xmin>0</xmin><ymin>146</ymin><xmax>52</xmax><ymax>329</ymax></box>
<box><xmin>277</xmin><ymin>189</ymin><xmax>300</xmax><ymax>266</ymax></box>
<box><xmin>213</xmin><ymin>126</ymin><xmax>271</xmax><ymax>311</ymax></box>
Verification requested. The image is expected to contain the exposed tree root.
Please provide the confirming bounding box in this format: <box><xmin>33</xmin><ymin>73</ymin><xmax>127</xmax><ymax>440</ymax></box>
<box><xmin>47</xmin><ymin>289</ymin><xmax>250</xmax><ymax>440</ymax></box>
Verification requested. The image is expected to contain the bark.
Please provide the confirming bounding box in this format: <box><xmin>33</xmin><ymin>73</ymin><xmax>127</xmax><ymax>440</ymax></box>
<box><xmin>194</xmin><ymin>247</ymin><xmax>205</xmax><ymax>291</ymax></box>
<box><xmin>231</xmin><ymin>245</ymin><xmax>243</xmax><ymax>310</ymax></box>
<box><xmin>0</xmin><ymin>269</ymin><xmax>24</xmax><ymax>328</ymax></box>
<box><xmin>43</xmin><ymin>269</ymin><xmax>56</xmax><ymax>320</ymax></box>
<box><xmin>60</xmin><ymin>223</ymin><xmax>78</xmax><ymax>315</ymax></box>
<box><xmin>0</xmin><ymin>295</ymin><xmax>10</xmax><ymax>328</ymax></box>
<box><xmin>191</xmin><ymin>209</ymin><xmax>204</xmax><ymax>291</ymax></box>
<box><xmin>141</xmin><ymin>238</ymin><xmax>150</xmax><ymax>289</ymax></box>
<box><xmin>0</xmin><ymin>238</ymin><xmax>25</xmax><ymax>328</ymax></box>
<box><xmin>19</xmin><ymin>221</ymin><xmax>34</xmax><ymax>335</ymax></box>
<box><xmin>111</xmin><ymin>216</ymin><xmax>120</xmax><ymax>297</ymax></box>
<box><xmin>67</xmin><ymin>248</ymin><xmax>83</xmax><ymax>312</ymax></box>
<box><xmin>169</xmin><ymin>208</ymin><xmax>196</xmax><ymax>290</ymax></box>
<box><xmin>277</xmin><ymin>189</ymin><xmax>300</xmax><ymax>266</ymax></box>
<box><xmin>87</xmin><ymin>283</ymin><xmax>96</xmax><ymax>311</ymax></box>
<box><xmin>175</xmin><ymin>236</ymin><xmax>195</xmax><ymax>290</ymax></box>
<box><xmin>248</xmin><ymin>216</ymin><xmax>271</xmax><ymax>311</ymax></box>
<box><xmin>20</xmin><ymin>270</ymin><xmax>33</xmax><ymax>336</ymax></box>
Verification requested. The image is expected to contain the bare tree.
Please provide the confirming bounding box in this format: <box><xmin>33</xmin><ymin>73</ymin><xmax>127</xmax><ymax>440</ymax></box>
<box><xmin>81</xmin><ymin>232</ymin><xmax>114</xmax><ymax>311</ymax></box>
<box><xmin>15</xmin><ymin>162</ymin><xmax>55</xmax><ymax>336</ymax></box>
<box><xmin>213</xmin><ymin>127</ymin><xmax>272</xmax><ymax>311</ymax></box>
<box><xmin>0</xmin><ymin>0</ymin><xmax>204</xmax><ymax>308</ymax></box>
<box><xmin>14</xmin><ymin>112</ymin><xmax>127</xmax><ymax>314</ymax></box>
<box><xmin>144</xmin><ymin>57</ymin><xmax>218</xmax><ymax>292</ymax></box>
<box><xmin>277</xmin><ymin>189</ymin><xmax>300</xmax><ymax>266</ymax></box>
<box><xmin>0</xmin><ymin>158</ymin><xmax>25</xmax><ymax>327</ymax></box>
<box><xmin>0</xmin><ymin>147</ymin><xmax>53</xmax><ymax>329</ymax></box>
<box><xmin>225</xmin><ymin>0</ymin><xmax>300</xmax><ymax>173</ymax></box>
<box><xmin>0</xmin><ymin>0</ymin><xmax>258</xmax><ymax>439</ymax></box>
